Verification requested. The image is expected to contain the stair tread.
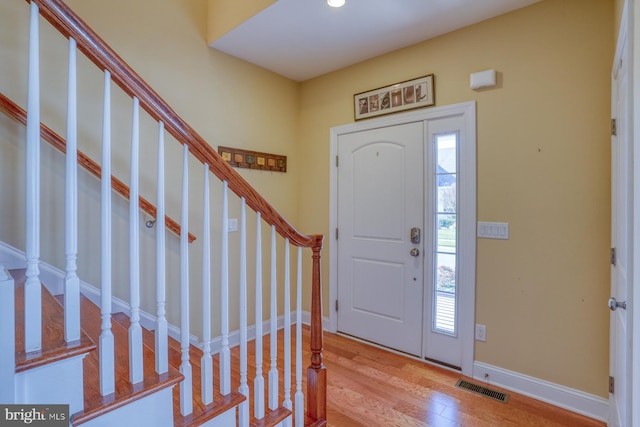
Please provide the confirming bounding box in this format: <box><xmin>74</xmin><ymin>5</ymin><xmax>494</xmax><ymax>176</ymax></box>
<box><xmin>110</xmin><ymin>312</ymin><xmax>247</xmax><ymax>427</ymax></box>
<box><xmin>70</xmin><ymin>295</ymin><xmax>183</xmax><ymax>426</ymax></box>
<box><xmin>11</xmin><ymin>269</ymin><xmax>96</xmax><ymax>373</ymax></box>
<box><xmin>250</xmin><ymin>407</ymin><xmax>292</xmax><ymax>427</ymax></box>
<box><xmin>305</xmin><ymin>418</ymin><xmax>327</xmax><ymax>427</ymax></box>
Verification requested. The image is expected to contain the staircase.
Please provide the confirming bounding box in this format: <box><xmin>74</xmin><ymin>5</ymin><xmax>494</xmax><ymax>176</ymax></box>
<box><xmin>0</xmin><ymin>0</ymin><xmax>327</xmax><ymax>426</ymax></box>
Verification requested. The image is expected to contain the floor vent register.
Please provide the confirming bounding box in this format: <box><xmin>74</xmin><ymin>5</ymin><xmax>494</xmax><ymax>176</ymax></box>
<box><xmin>455</xmin><ymin>379</ymin><xmax>510</xmax><ymax>403</ymax></box>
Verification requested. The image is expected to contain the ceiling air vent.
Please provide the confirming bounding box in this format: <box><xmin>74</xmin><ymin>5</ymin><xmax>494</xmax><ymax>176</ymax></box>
<box><xmin>455</xmin><ymin>379</ymin><xmax>510</xmax><ymax>403</ymax></box>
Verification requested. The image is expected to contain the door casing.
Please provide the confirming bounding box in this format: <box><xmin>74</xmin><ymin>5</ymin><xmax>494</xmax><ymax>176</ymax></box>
<box><xmin>611</xmin><ymin>2</ymin><xmax>634</xmax><ymax>425</ymax></box>
<box><xmin>328</xmin><ymin>101</ymin><xmax>477</xmax><ymax>376</ymax></box>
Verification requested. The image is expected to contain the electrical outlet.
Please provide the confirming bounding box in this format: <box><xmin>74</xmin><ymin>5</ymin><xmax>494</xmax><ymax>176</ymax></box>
<box><xmin>475</xmin><ymin>324</ymin><xmax>487</xmax><ymax>342</ymax></box>
<box><xmin>228</xmin><ymin>218</ymin><xmax>238</xmax><ymax>232</ymax></box>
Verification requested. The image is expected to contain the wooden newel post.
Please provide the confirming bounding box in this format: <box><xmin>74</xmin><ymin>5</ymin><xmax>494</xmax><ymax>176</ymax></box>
<box><xmin>307</xmin><ymin>236</ymin><xmax>326</xmax><ymax>422</ymax></box>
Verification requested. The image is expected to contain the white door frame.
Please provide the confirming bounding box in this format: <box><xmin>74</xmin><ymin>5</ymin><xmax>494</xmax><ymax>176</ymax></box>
<box><xmin>328</xmin><ymin>101</ymin><xmax>476</xmax><ymax>376</ymax></box>
<box><xmin>611</xmin><ymin>4</ymin><xmax>632</xmax><ymax>424</ymax></box>
<box><xmin>629</xmin><ymin>0</ymin><xmax>640</xmax><ymax>425</ymax></box>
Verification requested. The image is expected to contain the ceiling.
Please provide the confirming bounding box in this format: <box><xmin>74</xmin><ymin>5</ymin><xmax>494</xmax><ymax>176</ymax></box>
<box><xmin>209</xmin><ymin>0</ymin><xmax>541</xmax><ymax>82</ymax></box>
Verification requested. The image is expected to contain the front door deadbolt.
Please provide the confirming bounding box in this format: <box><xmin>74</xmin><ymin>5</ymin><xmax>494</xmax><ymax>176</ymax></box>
<box><xmin>410</xmin><ymin>227</ymin><xmax>421</xmax><ymax>244</ymax></box>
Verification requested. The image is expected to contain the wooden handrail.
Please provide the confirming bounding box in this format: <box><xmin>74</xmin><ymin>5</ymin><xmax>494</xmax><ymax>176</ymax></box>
<box><xmin>0</xmin><ymin>92</ymin><xmax>196</xmax><ymax>243</ymax></box>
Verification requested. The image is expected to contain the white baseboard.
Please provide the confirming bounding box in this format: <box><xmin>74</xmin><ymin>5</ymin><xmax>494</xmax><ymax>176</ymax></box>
<box><xmin>0</xmin><ymin>242</ymin><xmax>26</xmax><ymax>271</ymax></box>
<box><xmin>300</xmin><ymin>311</ymin><xmax>331</xmax><ymax>330</ymax></box>
<box><xmin>473</xmin><ymin>361</ymin><xmax>609</xmax><ymax>423</ymax></box>
<box><xmin>0</xmin><ymin>242</ymin><xmax>65</xmax><ymax>296</ymax></box>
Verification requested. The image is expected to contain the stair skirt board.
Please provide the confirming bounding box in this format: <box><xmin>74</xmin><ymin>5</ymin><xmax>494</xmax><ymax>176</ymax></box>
<box><xmin>15</xmin><ymin>355</ymin><xmax>86</xmax><ymax>417</ymax></box>
<box><xmin>75</xmin><ymin>387</ymin><xmax>174</xmax><ymax>427</ymax></box>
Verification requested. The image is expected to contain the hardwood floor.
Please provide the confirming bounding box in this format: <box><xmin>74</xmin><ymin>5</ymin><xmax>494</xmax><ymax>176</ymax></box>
<box><xmin>320</xmin><ymin>331</ymin><xmax>606</xmax><ymax>427</ymax></box>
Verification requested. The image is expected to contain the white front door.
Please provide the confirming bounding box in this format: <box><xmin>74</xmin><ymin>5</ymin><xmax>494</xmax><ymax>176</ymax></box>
<box><xmin>333</xmin><ymin>102</ymin><xmax>476</xmax><ymax>372</ymax></box>
<box><xmin>336</xmin><ymin>122</ymin><xmax>425</xmax><ymax>356</ymax></box>
<box><xmin>610</xmin><ymin>16</ymin><xmax>631</xmax><ymax>427</ymax></box>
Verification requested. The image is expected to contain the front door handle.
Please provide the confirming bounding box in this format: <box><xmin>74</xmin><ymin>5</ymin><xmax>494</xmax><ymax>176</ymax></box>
<box><xmin>410</xmin><ymin>248</ymin><xmax>420</xmax><ymax>257</ymax></box>
<box><xmin>608</xmin><ymin>297</ymin><xmax>627</xmax><ymax>311</ymax></box>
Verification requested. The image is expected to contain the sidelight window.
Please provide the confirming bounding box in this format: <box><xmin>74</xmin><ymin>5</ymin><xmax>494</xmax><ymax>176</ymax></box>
<box><xmin>433</xmin><ymin>133</ymin><xmax>458</xmax><ymax>335</ymax></box>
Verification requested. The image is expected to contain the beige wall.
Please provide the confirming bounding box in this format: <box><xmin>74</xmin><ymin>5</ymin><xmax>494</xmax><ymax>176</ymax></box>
<box><xmin>298</xmin><ymin>0</ymin><xmax>613</xmax><ymax>397</ymax></box>
<box><xmin>207</xmin><ymin>0</ymin><xmax>277</xmax><ymax>44</ymax></box>
<box><xmin>0</xmin><ymin>0</ymin><xmax>302</xmax><ymax>336</ymax></box>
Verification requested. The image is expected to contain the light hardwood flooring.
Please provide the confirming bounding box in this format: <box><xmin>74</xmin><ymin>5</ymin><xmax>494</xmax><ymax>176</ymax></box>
<box><xmin>319</xmin><ymin>330</ymin><xmax>606</xmax><ymax>427</ymax></box>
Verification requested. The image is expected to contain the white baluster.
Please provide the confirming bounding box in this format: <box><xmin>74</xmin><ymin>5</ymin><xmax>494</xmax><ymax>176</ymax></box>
<box><xmin>99</xmin><ymin>70</ymin><xmax>115</xmax><ymax>396</ymax></box>
<box><xmin>254</xmin><ymin>213</ymin><xmax>265</xmax><ymax>419</ymax></box>
<box><xmin>238</xmin><ymin>198</ymin><xmax>249</xmax><ymax>427</ymax></box>
<box><xmin>155</xmin><ymin>121</ymin><xmax>168</xmax><ymax>375</ymax></box>
<box><xmin>201</xmin><ymin>164</ymin><xmax>213</xmax><ymax>405</ymax></box>
<box><xmin>179</xmin><ymin>144</ymin><xmax>193</xmax><ymax>416</ymax></box>
<box><xmin>283</xmin><ymin>240</ymin><xmax>292</xmax><ymax>426</ymax></box>
<box><xmin>64</xmin><ymin>37</ymin><xmax>80</xmax><ymax>343</ymax></box>
<box><xmin>128</xmin><ymin>97</ymin><xmax>143</xmax><ymax>384</ymax></box>
<box><xmin>25</xmin><ymin>0</ymin><xmax>42</xmax><ymax>353</ymax></box>
<box><xmin>220</xmin><ymin>181</ymin><xmax>231</xmax><ymax>395</ymax></box>
<box><xmin>0</xmin><ymin>265</ymin><xmax>16</xmax><ymax>404</ymax></box>
<box><xmin>268</xmin><ymin>225</ymin><xmax>279</xmax><ymax>410</ymax></box>
<box><xmin>294</xmin><ymin>247</ymin><xmax>304</xmax><ymax>427</ymax></box>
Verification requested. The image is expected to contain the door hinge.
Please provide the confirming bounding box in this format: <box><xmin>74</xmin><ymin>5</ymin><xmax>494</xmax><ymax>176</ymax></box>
<box><xmin>335</xmin><ymin>299</ymin><xmax>339</xmax><ymax>312</ymax></box>
<box><xmin>611</xmin><ymin>118</ymin><xmax>617</xmax><ymax>136</ymax></box>
<box><xmin>335</xmin><ymin>228</ymin><xmax>339</xmax><ymax>240</ymax></box>
<box><xmin>611</xmin><ymin>247</ymin><xmax>617</xmax><ymax>266</ymax></box>
<box><xmin>336</xmin><ymin>155</ymin><xmax>339</xmax><ymax>167</ymax></box>
<box><xmin>609</xmin><ymin>376</ymin><xmax>615</xmax><ymax>394</ymax></box>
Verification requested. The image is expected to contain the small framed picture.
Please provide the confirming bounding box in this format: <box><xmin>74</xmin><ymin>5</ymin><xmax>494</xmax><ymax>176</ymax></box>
<box><xmin>354</xmin><ymin>74</ymin><xmax>435</xmax><ymax>120</ymax></box>
<box><xmin>218</xmin><ymin>146</ymin><xmax>287</xmax><ymax>172</ymax></box>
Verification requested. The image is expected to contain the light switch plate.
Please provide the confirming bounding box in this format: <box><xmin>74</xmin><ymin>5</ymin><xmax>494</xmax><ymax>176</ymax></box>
<box><xmin>228</xmin><ymin>218</ymin><xmax>238</xmax><ymax>232</ymax></box>
<box><xmin>477</xmin><ymin>222</ymin><xmax>509</xmax><ymax>239</ymax></box>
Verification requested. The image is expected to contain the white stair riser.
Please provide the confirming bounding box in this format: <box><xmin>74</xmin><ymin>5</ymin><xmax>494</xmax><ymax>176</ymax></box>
<box><xmin>15</xmin><ymin>355</ymin><xmax>86</xmax><ymax>416</ymax></box>
<box><xmin>79</xmin><ymin>387</ymin><xmax>174</xmax><ymax>427</ymax></box>
<box><xmin>199</xmin><ymin>407</ymin><xmax>236</xmax><ymax>427</ymax></box>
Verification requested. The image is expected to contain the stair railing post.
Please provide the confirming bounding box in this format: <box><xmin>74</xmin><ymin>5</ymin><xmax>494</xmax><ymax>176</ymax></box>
<box><xmin>64</xmin><ymin>36</ymin><xmax>81</xmax><ymax>343</ymax></box>
<box><xmin>268</xmin><ymin>226</ymin><xmax>279</xmax><ymax>411</ymax></box>
<box><xmin>283</xmin><ymin>240</ymin><xmax>292</xmax><ymax>427</ymax></box>
<box><xmin>128</xmin><ymin>97</ymin><xmax>143</xmax><ymax>384</ymax></box>
<box><xmin>0</xmin><ymin>265</ymin><xmax>16</xmax><ymax>404</ymax></box>
<box><xmin>220</xmin><ymin>181</ymin><xmax>231</xmax><ymax>395</ymax></box>
<box><xmin>254</xmin><ymin>213</ymin><xmax>265</xmax><ymax>419</ymax></box>
<box><xmin>25</xmin><ymin>0</ymin><xmax>42</xmax><ymax>353</ymax></box>
<box><xmin>179</xmin><ymin>144</ymin><xmax>193</xmax><ymax>416</ymax></box>
<box><xmin>238</xmin><ymin>198</ymin><xmax>250</xmax><ymax>427</ymax></box>
<box><xmin>307</xmin><ymin>238</ymin><xmax>326</xmax><ymax>422</ymax></box>
<box><xmin>201</xmin><ymin>164</ymin><xmax>213</xmax><ymax>405</ymax></box>
<box><xmin>155</xmin><ymin>121</ymin><xmax>168</xmax><ymax>375</ymax></box>
<box><xmin>294</xmin><ymin>248</ymin><xmax>304</xmax><ymax>427</ymax></box>
<box><xmin>99</xmin><ymin>69</ymin><xmax>115</xmax><ymax>396</ymax></box>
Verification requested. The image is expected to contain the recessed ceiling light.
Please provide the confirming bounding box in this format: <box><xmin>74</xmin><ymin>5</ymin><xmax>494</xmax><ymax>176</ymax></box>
<box><xmin>327</xmin><ymin>0</ymin><xmax>345</xmax><ymax>7</ymax></box>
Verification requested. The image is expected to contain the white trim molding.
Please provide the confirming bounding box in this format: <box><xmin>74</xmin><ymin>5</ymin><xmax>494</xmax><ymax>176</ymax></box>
<box><xmin>473</xmin><ymin>361</ymin><xmax>609</xmax><ymax>423</ymax></box>
<box><xmin>300</xmin><ymin>311</ymin><xmax>331</xmax><ymax>331</ymax></box>
<box><xmin>629</xmin><ymin>0</ymin><xmax>640</xmax><ymax>426</ymax></box>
